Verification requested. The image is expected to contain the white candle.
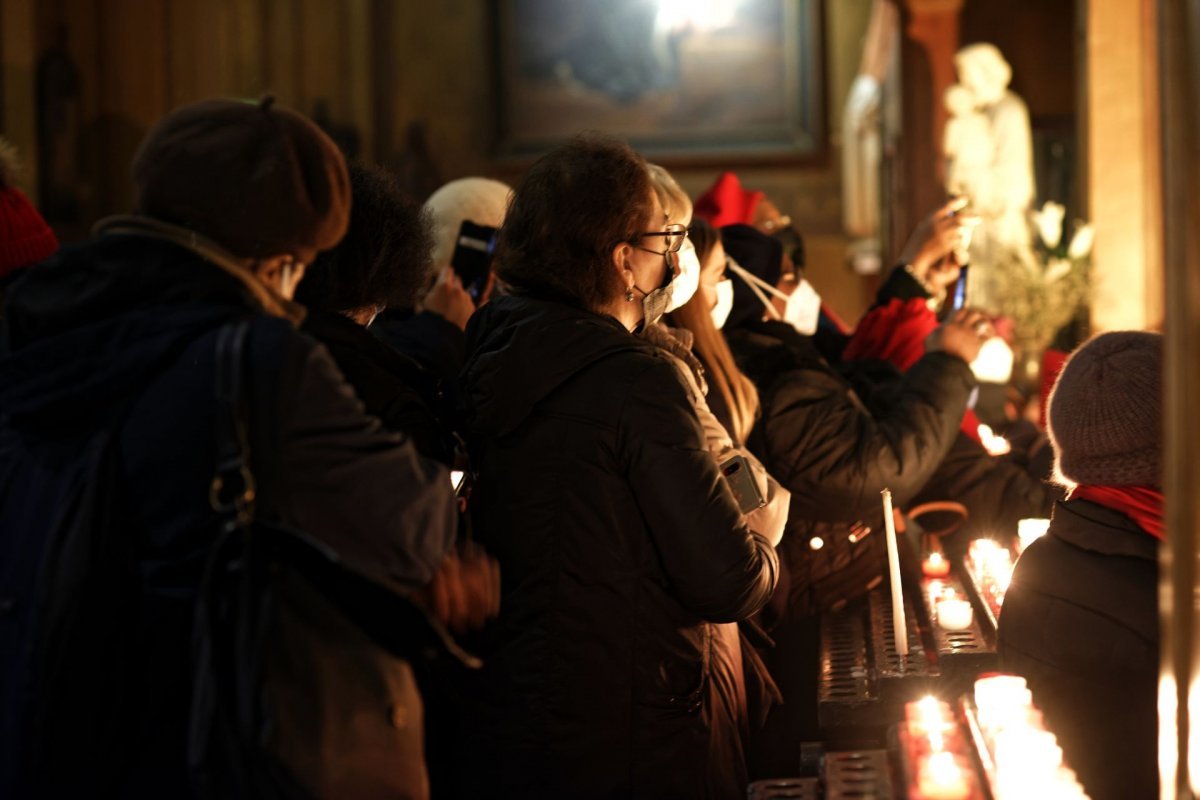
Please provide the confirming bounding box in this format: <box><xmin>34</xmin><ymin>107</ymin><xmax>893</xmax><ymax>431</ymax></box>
<box><xmin>936</xmin><ymin>598</ymin><xmax>973</xmax><ymax>631</ymax></box>
<box><xmin>922</xmin><ymin>551</ymin><xmax>951</xmax><ymax>578</ymax></box>
<box><xmin>881</xmin><ymin>488</ymin><xmax>908</xmax><ymax>657</ymax></box>
<box><xmin>974</xmin><ymin>674</ymin><xmax>1030</xmax><ymax>711</ymax></box>
<box><xmin>917</xmin><ymin>751</ymin><xmax>970</xmax><ymax>800</ymax></box>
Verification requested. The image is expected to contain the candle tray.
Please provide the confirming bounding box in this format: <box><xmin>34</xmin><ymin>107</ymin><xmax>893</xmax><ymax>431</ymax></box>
<box><xmin>818</xmin><ymin>578</ymin><xmax>996</xmax><ymax>744</ymax></box>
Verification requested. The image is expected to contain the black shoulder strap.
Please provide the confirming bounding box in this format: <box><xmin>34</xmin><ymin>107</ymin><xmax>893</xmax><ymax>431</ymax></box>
<box><xmin>203</xmin><ymin>319</ymin><xmax>481</xmax><ymax>670</ymax></box>
<box><xmin>209</xmin><ymin>320</ymin><xmax>255</xmax><ymax>531</ymax></box>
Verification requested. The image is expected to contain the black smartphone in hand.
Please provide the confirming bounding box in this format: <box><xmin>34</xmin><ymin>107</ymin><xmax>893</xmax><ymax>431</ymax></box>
<box><xmin>950</xmin><ymin>265</ymin><xmax>969</xmax><ymax>311</ymax></box>
<box><xmin>451</xmin><ymin>220</ymin><xmax>498</xmax><ymax>302</ymax></box>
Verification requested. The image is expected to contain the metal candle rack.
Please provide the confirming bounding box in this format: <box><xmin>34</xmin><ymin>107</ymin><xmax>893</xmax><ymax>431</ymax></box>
<box><xmin>818</xmin><ymin>562</ymin><xmax>998</xmax><ymax>747</ymax></box>
<box><xmin>747</xmin><ymin>750</ymin><xmax>897</xmax><ymax>800</ymax></box>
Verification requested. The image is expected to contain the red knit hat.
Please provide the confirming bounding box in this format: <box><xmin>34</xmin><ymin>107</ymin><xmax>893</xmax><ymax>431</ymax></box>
<box><xmin>693</xmin><ymin>172</ymin><xmax>764</xmax><ymax>228</ymax></box>
<box><xmin>0</xmin><ymin>142</ymin><xmax>58</xmax><ymax>279</ymax></box>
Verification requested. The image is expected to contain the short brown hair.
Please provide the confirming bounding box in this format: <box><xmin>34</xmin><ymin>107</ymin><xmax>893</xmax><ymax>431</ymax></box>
<box><xmin>494</xmin><ymin>134</ymin><xmax>653</xmax><ymax>312</ymax></box>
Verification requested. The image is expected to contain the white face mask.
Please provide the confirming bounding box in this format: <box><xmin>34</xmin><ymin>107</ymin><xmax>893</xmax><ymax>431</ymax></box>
<box><xmin>726</xmin><ymin>259</ymin><xmax>822</xmax><ymax>336</ymax></box>
<box><xmin>783</xmin><ymin>279</ymin><xmax>821</xmax><ymax>336</ymax></box>
<box><xmin>665</xmin><ymin>239</ymin><xmax>700</xmax><ymax>313</ymax></box>
<box><xmin>711</xmin><ymin>278</ymin><xmax>734</xmax><ymax>329</ymax></box>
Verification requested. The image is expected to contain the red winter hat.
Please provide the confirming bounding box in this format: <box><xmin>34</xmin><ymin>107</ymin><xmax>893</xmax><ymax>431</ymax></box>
<box><xmin>693</xmin><ymin>172</ymin><xmax>764</xmax><ymax>228</ymax></box>
<box><xmin>0</xmin><ymin>142</ymin><xmax>58</xmax><ymax>279</ymax></box>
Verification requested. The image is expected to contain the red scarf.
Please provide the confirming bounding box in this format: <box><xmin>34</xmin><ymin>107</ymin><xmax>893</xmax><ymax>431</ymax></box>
<box><xmin>1069</xmin><ymin>485</ymin><xmax>1165</xmax><ymax>541</ymax></box>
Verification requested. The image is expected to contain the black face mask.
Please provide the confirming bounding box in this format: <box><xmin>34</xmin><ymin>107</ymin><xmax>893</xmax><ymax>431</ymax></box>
<box><xmin>772</xmin><ymin>226</ymin><xmax>806</xmax><ymax>270</ymax></box>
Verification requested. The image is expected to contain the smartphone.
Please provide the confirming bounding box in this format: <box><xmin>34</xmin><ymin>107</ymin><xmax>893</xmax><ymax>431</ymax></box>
<box><xmin>950</xmin><ymin>265</ymin><xmax>969</xmax><ymax>312</ymax></box>
<box><xmin>451</xmin><ymin>220</ymin><xmax>498</xmax><ymax>301</ymax></box>
<box><xmin>720</xmin><ymin>454</ymin><xmax>767</xmax><ymax>514</ymax></box>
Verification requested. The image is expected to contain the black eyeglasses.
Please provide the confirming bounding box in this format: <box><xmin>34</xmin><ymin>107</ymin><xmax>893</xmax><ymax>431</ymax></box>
<box><xmin>631</xmin><ymin>223</ymin><xmax>688</xmax><ymax>255</ymax></box>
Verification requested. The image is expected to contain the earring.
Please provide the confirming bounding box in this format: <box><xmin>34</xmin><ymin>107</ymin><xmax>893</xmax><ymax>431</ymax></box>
<box><xmin>625</xmin><ymin>287</ymin><xmax>635</xmax><ymax>302</ymax></box>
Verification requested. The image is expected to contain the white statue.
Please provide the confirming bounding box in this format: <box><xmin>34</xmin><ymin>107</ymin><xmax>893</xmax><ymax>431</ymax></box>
<box><xmin>943</xmin><ymin>83</ymin><xmax>993</xmax><ymax>204</ymax></box>
<box><xmin>949</xmin><ymin>43</ymin><xmax>1036</xmax><ymax>310</ymax></box>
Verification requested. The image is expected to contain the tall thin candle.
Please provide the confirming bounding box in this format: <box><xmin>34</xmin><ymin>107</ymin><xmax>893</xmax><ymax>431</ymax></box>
<box><xmin>882</xmin><ymin>488</ymin><xmax>909</xmax><ymax>657</ymax></box>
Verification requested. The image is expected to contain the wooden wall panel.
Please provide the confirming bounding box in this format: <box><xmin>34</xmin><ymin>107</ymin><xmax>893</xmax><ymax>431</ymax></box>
<box><xmin>344</xmin><ymin>0</ymin><xmax>375</xmax><ymax>159</ymax></box>
<box><xmin>95</xmin><ymin>0</ymin><xmax>169</xmax><ymax>213</ymax></box>
<box><xmin>2</xmin><ymin>0</ymin><xmax>40</xmax><ymax>197</ymax></box>
<box><xmin>230</xmin><ymin>0</ymin><xmax>266</xmax><ymax>97</ymax></box>
<box><xmin>165</xmin><ymin>0</ymin><xmax>201</xmax><ymax>108</ymax></box>
<box><xmin>297</xmin><ymin>0</ymin><xmax>344</xmax><ymax>119</ymax></box>
<box><xmin>23</xmin><ymin>0</ymin><xmax>875</xmax><ymax>329</ymax></box>
<box><xmin>263</xmin><ymin>0</ymin><xmax>301</xmax><ymax>105</ymax></box>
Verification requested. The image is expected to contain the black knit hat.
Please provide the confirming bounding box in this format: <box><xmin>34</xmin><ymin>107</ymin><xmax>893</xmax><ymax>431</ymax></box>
<box><xmin>132</xmin><ymin>96</ymin><xmax>350</xmax><ymax>264</ymax></box>
<box><xmin>1047</xmin><ymin>331</ymin><xmax>1163</xmax><ymax>487</ymax></box>
<box><xmin>720</xmin><ymin>223</ymin><xmax>783</xmax><ymax>331</ymax></box>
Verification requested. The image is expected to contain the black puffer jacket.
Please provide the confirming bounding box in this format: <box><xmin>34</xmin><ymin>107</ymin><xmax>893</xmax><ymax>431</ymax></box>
<box><xmin>998</xmin><ymin>499</ymin><xmax>1158</xmax><ymax>800</ymax></box>
<box><xmin>838</xmin><ymin>357</ymin><xmax>1060</xmax><ymax>551</ymax></box>
<box><xmin>458</xmin><ymin>294</ymin><xmax>779</xmax><ymax>799</ymax></box>
<box><xmin>728</xmin><ymin>319</ymin><xmax>974</xmax><ymax>617</ymax></box>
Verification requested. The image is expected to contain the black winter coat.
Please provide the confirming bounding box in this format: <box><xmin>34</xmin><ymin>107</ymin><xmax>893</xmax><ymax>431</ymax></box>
<box><xmin>303</xmin><ymin>310</ymin><xmax>456</xmax><ymax>464</ymax></box>
<box><xmin>372</xmin><ymin>308</ymin><xmax>466</xmax><ymax>387</ymax></box>
<box><xmin>999</xmin><ymin>499</ymin><xmax>1159</xmax><ymax>800</ymax></box>
<box><xmin>728</xmin><ymin>319</ymin><xmax>974</xmax><ymax>617</ymax></box>
<box><xmin>458</xmin><ymin>294</ymin><xmax>779</xmax><ymax>799</ymax></box>
<box><xmin>0</xmin><ymin>231</ymin><xmax>457</xmax><ymax>797</ymax></box>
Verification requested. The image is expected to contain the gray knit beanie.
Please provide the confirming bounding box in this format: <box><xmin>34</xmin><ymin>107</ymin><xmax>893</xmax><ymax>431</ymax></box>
<box><xmin>1047</xmin><ymin>331</ymin><xmax>1163</xmax><ymax>487</ymax></box>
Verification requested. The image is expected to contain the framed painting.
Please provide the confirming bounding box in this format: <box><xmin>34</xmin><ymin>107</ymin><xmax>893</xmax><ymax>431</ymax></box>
<box><xmin>493</xmin><ymin>0</ymin><xmax>826</xmax><ymax>163</ymax></box>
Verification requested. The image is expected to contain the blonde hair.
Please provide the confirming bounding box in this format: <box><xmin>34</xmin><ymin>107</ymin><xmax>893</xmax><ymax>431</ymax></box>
<box><xmin>647</xmin><ymin>163</ymin><xmax>693</xmax><ymax>225</ymax></box>
<box><xmin>671</xmin><ymin>219</ymin><xmax>760</xmax><ymax>444</ymax></box>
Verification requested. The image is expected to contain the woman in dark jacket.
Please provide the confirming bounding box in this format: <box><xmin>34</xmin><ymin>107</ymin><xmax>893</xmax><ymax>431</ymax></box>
<box><xmin>672</xmin><ymin>222</ymin><xmax>986</xmax><ymax>774</ymax></box>
<box><xmin>716</xmin><ymin>224</ymin><xmax>989</xmax><ymax>618</ymax></box>
<box><xmin>999</xmin><ymin>331</ymin><xmax>1163</xmax><ymax>800</ymax></box>
<box><xmin>0</xmin><ymin>100</ymin><xmax>458</xmax><ymax>798</ymax></box>
<box><xmin>297</xmin><ymin>162</ymin><xmax>456</xmax><ymax>465</ymax></box>
<box><xmin>457</xmin><ymin>135</ymin><xmax>780</xmax><ymax>799</ymax></box>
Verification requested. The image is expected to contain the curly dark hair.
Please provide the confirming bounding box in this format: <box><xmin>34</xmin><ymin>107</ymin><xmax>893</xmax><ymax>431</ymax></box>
<box><xmin>296</xmin><ymin>162</ymin><xmax>435</xmax><ymax>313</ymax></box>
<box><xmin>494</xmin><ymin>134</ymin><xmax>654</xmax><ymax>312</ymax></box>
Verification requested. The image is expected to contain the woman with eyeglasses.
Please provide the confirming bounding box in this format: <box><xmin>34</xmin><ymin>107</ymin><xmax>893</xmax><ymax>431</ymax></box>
<box><xmin>671</xmin><ymin>217</ymin><xmax>991</xmax><ymax>773</ymax></box>
<box><xmin>457</xmin><ymin>135</ymin><xmax>781</xmax><ymax>799</ymax></box>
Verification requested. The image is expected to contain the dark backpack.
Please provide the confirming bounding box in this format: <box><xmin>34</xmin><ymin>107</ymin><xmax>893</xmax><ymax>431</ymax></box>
<box><xmin>19</xmin><ymin>424</ymin><xmax>144</xmax><ymax>796</ymax></box>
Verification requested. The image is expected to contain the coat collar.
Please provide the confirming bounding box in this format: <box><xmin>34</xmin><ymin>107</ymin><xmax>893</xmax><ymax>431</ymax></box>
<box><xmin>93</xmin><ymin>215</ymin><xmax>306</xmax><ymax>325</ymax></box>
<box><xmin>1051</xmin><ymin>498</ymin><xmax>1159</xmax><ymax>561</ymax></box>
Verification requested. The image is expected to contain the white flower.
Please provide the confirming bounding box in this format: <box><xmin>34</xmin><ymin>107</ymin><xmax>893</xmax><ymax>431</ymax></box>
<box><xmin>1067</xmin><ymin>223</ymin><xmax>1095</xmax><ymax>259</ymax></box>
<box><xmin>1032</xmin><ymin>201</ymin><xmax>1066</xmax><ymax>249</ymax></box>
<box><xmin>1045</xmin><ymin>257</ymin><xmax>1073</xmax><ymax>284</ymax></box>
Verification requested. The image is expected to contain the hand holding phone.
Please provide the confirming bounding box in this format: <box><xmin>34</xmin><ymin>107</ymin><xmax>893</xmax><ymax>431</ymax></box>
<box><xmin>423</xmin><ymin>266</ymin><xmax>475</xmax><ymax>331</ymax></box>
